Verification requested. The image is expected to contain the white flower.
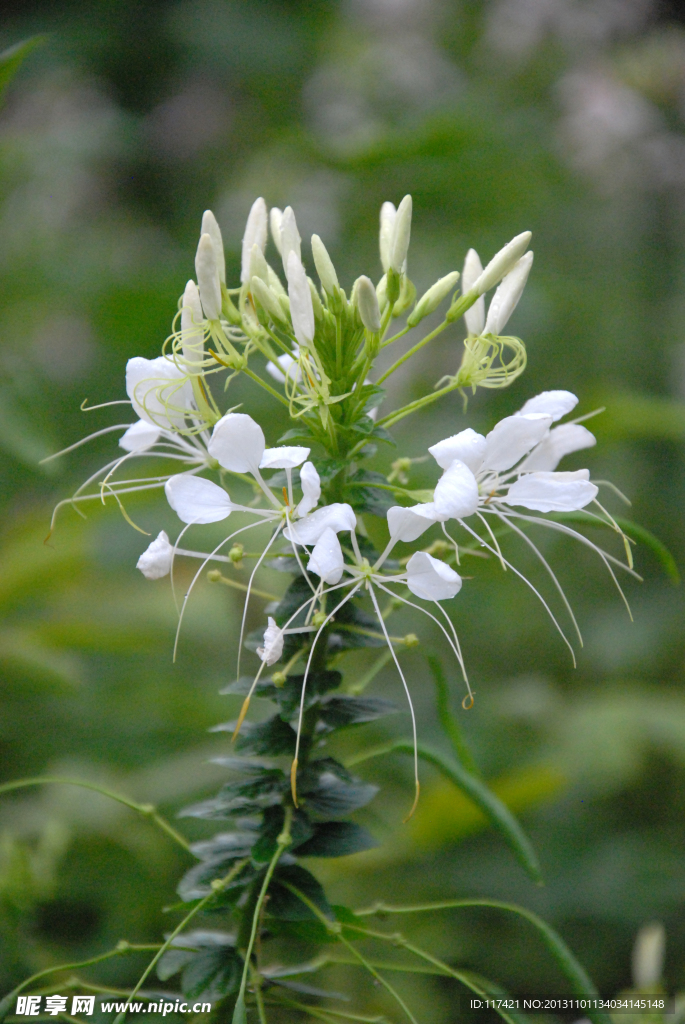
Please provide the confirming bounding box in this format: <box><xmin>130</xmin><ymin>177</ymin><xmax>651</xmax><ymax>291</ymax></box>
<box><xmin>286</xmin><ymin>252</ymin><xmax>315</xmax><ymax>348</ymax></box>
<box><xmin>406</xmin><ymin>551</ymin><xmax>462</xmax><ymax>601</ymax></box>
<box><xmin>386</xmin><ymin>504</ymin><xmax>438</xmax><ymax>544</ymax></box>
<box><xmin>259</xmin><ymin>446</ymin><xmax>310</xmax><ymax>470</ymax></box>
<box><xmin>165</xmin><ymin>475</ymin><xmax>234</xmax><ymax>524</ymax></box>
<box><xmin>505</xmin><ymin>469</ymin><xmax>598</xmax><ymax>513</ymax></box>
<box><xmin>428</xmin><ymin>427</ymin><xmax>487</xmax><ymax>473</ymax></box>
<box><xmin>481</xmin><ymin>412</ymin><xmax>553</xmax><ymax>472</ymax></box>
<box><xmin>297</xmin><ymin>461</ymin><xmax>321</xmax><ymax>516</ymax></box>
<box><xmin>195</xmin><ymin>232</ymin><xmax>222</xmax><ymax>321</ymax></box>
<box><xmin>284</xmin><ymin>502</ymin><xmax>356</xmax><ymax>545</ymax></box>
<box><xmin>137</xmin><ymin>531</ymin><xmax>174</xmax><ymax>579</ymax></box>
<box><xmin>432</xmin><ymin>459</ymin><xmax>480</xmax><ymax>520</ymax></box>
<box><xmin>125</xmin><ymin>356</ymin><xmax>194</xmax><ymax>431</ymax></box>
<box><xmin>379</xmin><ymin>201</ymin><xmax>396</xmax><ymax>272</ymax></box>
<box><xmin>241</xmin><ymin>197</ymin><xmax>267</xmax><ymax>284</ymax></box>
<box><xmin>208</xmin><ymin>413</ymin><xmax>266</xmax><ymax>475</ymax></box>
<box><xmin>517</xmin><ymin>390</ymin><xmax>578</xmax><ymax>421</ymax></box>
<box><xmin>119</xmin><ymin>419</ymin><xmax>161</xmax><ymax>452</ymax></box>
<box><xmin>257</xmin><ymin>617</ymin><xmax>284</xmax><ymax>665</ymax></box>
<box><xmin>519</xmin><ymin>423</ymin><xmax>596</xmax><ymax>472</ymax></box>
<box><xmin>307</xmin><ymin>527</ymin><xmax>345</xmax><ymax>584</ymax></box>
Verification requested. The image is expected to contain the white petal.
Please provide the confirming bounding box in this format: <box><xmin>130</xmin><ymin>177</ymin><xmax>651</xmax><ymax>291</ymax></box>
<box><xmin>280</xmin><ymin>206</ymin><xmax>302</xmax><ymax>273</ymax></box>
<box><xmin>387</xmin><ymin>504</ymin><xmax>438</xmax><ymax>543</ymax></box>
<box><xmin>406</xmin><ymin>550</ymin><xmax>462</xmax><ymax>601</ymax></box>
<box><xmin>201</xmin><ymin>210</ymin><xmax>226</xmax><ymax>284</ymax></box>
<box><xmin>241</xmin><ymin>197</ymin><xmax>268</xmax><ymax>283</ymax></box>
<box><xmin>208</xmin><ymin>413</ymin><xmax>266</xmax><ymax>474</ymax></box>
<box><xmin>462</xmin><ymin>248</ymin><xmax>485</xmax><ymax>335</ymax></box>
<box><xmin>165</xmin><ymin>474</ymin><xmax>233</xmax><ymax>524</ymax></box>
<box><xmin>483</xmin><ymin>251</ymin><xmax>533</xmax><ymax>335</ymax></box>
<box><xmin>428</xmin><ymin>428</ymin><xmax>486</xmax><ymax>473</ymax></box>
<box><xmin>260</xmin><ymin>446</ymin><xmax>310</xmax><ymax>470</ymax></box>
<box><xmin>307</xmin><ymin>527</ymin><xmax>344</xmax><ymax>584</ymax></box>
<box><xmin>257</xmin><ymin>616</ymin><xmax>284</xmax><ymax>665</ymax></box>
<box><xmin>433</xmin><ymin>460</ymin><xmax>480</xmax><ymax>520</ymax></box>
<box><xmin>379</xmin><ymin>201</ymin><xmax>396</xmax><ymax>272</ymax></box>
<box><xmin>297</xmin><ymin>461</ymin><xmax>321</xmax><ymax>516</ymax></box>
<box><xmin>119</xmin><ymin>419</ymin><xmax>161</xmax><ymax>452</ymax></box>
<box><xmin>505</xmin><ymin>470</ymin><xmax>598</xmax><ymax>512</ymax></box>
<box><xmin>390</xmin><ymin>194</ymin><xmax>412</xmax><ymax>273</ymax></box>
<box><xmin>125</xmin><ymin>356</ymin><xmax>193</xmax><ymax>430</ymax></box>
<box><xmin>517</xmin><ymin>390</ymin><xmax>578</xmax><ymax>422</ymax></box>
<box><xmin>482</xmin><ymin>412</ymin><xmax>553</xmax><ymax>472</ymax></box>
<box><xmin>471</xmin><ymin>231</ymin><xmax>532</xmax><ymax>296</ymax></box>
<box><xmin>284</xmin><ymin>503</ymin><xmax>356</xmax><ymax>545</ymax></box>
<box><xmin>520</xmin><ymin>423</ymin><xmax>596</xmax><ymax>472</ymax></box>
<box><xmin>311</xmin><ymin>234</ymin><xmax>339</xmax><ymax>295</ymax></box>
<box><xmin>195</xmin><ymin>233</ymin><xmax>222</xmax><ymax>320</ymax></box>
<box><xmin>286</xmin><ymin>251</ymin><xmax>315</xmax><ymax>347</ymax></box>
<box><xmin>137</xmin><ymin>530</ymin><xmax>173</xmax><ymax>579</ymax></box>
<box><xmin>181</xmin><ymin>279</ymin><xmax>204</xmax><ymax>367</ymax></box>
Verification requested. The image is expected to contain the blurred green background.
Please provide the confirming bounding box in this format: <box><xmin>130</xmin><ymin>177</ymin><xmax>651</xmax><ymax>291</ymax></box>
<box><xmin>1</xmin><ymin>0</ymin><xmax>685</xmax><ymax>1016</ymax></box>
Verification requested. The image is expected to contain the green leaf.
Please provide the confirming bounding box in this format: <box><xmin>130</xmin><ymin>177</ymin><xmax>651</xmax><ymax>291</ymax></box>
<box><xmin>294</xmin><ymin>820</ymin><xmax>378</xmax><ymax>857</ymax></box>
<box><xmin>0</xmin><ymin>37</ymin><xmax>45</xmax><ymax>102</ymax></box>
<box><xmin>299</xmin><ymin>758</ymin><xmax>379</xmax><ymax>816</ymax></box>
<box><xmin>231</xmin><ymin>994</ymin><xmax>247</xmax><ymax>1024</ymax></box>
<box><xmin>277</xmin><ymin>426</ymin><xmax>318</xmax><ymax>445</ymax></box>
<box><xmin>370</xmin><ymin>423</ymin><xmax>396</xmax><ymax>446</ymax></box>
<box><xmin>318</xmin><ymin>695</ymin><xmax>398</xmax><ymax>729</ymax></box>
<box><xmin>177</xmin><ymin>855</ymin><xmax>254</xmax><ymax>902</ymax></box>
<box><xmin>158</xmin><ymin>932</ymin><xmax>241</xmax><ymax>999</ymax></box>
<box><xmin>252</xmin><ymin>806</ymin><xmax>313</xmax><ymax>863</ymax></box>
<box><xmin>351</xmin><ymin>741</ymin><xmax>543</xmax><ymax>884</ymax></box>
<box><xmin>219</xmin><ymin>715</ymin><xmax>297</xmax><ymax>756</ymax></box>
<box><xmin>268</xmin><ymin>864</ymin><xmax>333</xmax><ymax>921</ymax></box>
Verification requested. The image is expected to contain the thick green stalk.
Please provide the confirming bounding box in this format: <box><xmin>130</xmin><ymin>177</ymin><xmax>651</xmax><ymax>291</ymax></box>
<box><xmin>375</xmin><ymin>320</ymin><xmax>449</xmax><ymax>385</ymax></box>
<box><xmin>427</xmin><ymin>655</ymin><xmax>480</xmax><ymax>775</ymax></box>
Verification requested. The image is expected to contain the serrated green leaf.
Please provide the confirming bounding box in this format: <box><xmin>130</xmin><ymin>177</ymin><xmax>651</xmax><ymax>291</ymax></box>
<box><xmin>295</xmin><ymin>820</ymin><xmax>377</xmax><ymax>857</ymax></box>
<box><xmin>268</xmin><ymin>864</ymin><xmax>333</xmax><ymax>921</ymax></box>
<box><xmin>318</xmin><ymin>695</ymin><xmax>398</xmax><ymax>729</ymax></box>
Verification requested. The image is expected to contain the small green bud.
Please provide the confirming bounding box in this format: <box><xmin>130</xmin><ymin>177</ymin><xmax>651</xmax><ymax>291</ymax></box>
<box><xmin>403</xmin><ymin>633</ymin><xmax>420</xmax><ymax>648</ymax></box>
<box><xmin>311</xmin><ymin>234</ymin><xmax>339</xmax><ymax>295</ymax></box>
<box><xmin>251</xmin><ymin>276</ymin><xmax>289</xmax><ymax>328</ymax></box>
<box><xmin>207</xmin><ymin>569</ymin><xmax>222</xmax><ymax>582</ymax></box>
<box><xmin>249</xmin><ymin>243</ymin><xmax>270</xmax><ymax>284</ymax></box>
<box><xmin>210</xmin><ymin>878</ymin><xmax>224</xmax><ymax>891</ymax></box>
<box><xmin>312</xmin><ymin>611</ymin><xmax>327</xmax><ymax>627</ymax></box>
<box><xmin>221</xmin><ymin>284</ymin><xmax>242</xmax><ymax>325</ymax></box>
<box><xmin>267</xmin><ymin>265</ymin><xmax>286</xmax><ymax>297</ymax></box>
<box><xmin>386</xmin><ymin>268</ymin><xmax>401</xmax><ymax>305</ymax></box>
<box><xmin>272</xmin><ymin>671</ymin><xmax>287</xmax><ymax>687</ymax></box>
<box><xmin>406</xmin><ymin>271</ymin><xmax>460</xmax><ymax>327</ymax></box>
<box><xmin>392</xmin><ymin>276</ymin><xmax>416</xmax><ymax>318</ymax></box>
<box><xmin>229</xmin><ymin>543</ymin><xmax>244</xmax><ymax>565</ymax></box>
<box><xmin>116</xmin><ymin>940</ymin><xmax>131</xmax><ymax>952</ymax></box>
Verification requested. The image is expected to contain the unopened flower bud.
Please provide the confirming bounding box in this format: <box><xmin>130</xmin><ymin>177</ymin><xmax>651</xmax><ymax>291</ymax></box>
<box><xmin>311</xmin><ymin>234</ymin><xmax>339</xmax><ymax>296</ymax></box>
<box><xmin>267</xmin><ymin>265</ymin><xmax>286</xmax><ymax>297</ymax></box>
<box><xmin>392</xmin><ymin>275</ymin><xmax>416</xmax><ymax>318</ymax></box>
<box><xmin>407</xmin><ymin>271</ymin><xmax>460</xmax><ymax>327</ymax></box>
<box><xmin>272</xmin><ymin>671</ymin><xmax>287</xmax><ymax>687</ymax></box>
<box><xmin>462</xmin><ymin>248</ymin><xmax>485</xmax><ymax>335</ymax></box>
<box><xmin>181</xmin><ymin>279</ymin><xmax>204</xmax><ymax>368</ymax></box>
<box><xmin>195</xmin><ymin>233</ymin><xmax>222</xmax><ymax>321</ymax></box>
<box><xmin>403</xmin><ymin>633</ymin><xmax>420</xmax><ymax>648</ymax></box>
<box><xmin>471</xmin><ymin>231</ymin><xmax>532</xmax><ymax>297</ymax></box>
<box><xmin>356</xmin><ymin>275</ymin><xmax>381</xmax><ymax>332</ymax></box>
<box><xmin>308</xmin><ymin>277</ymin><xmax>324</xmax><ymax>322</ymax></box>
<box><xmin>249</xmin><ymin>243</ymin><xmax>270</xmax><ymax>284</ymax></box>
<box><xmin>286</xmin><ymin>251</ymin><xmax>315</xmax><ymax>347</ymax></box>
<box><xmin>632</xmin><ymin>922</ymin><xmax>665</xmax><ymax>989</ymax></box>
<box><xmin>379</xmin><ymin>201</ymin><xmax>396</xmax><ymax>272</ymax></box>
<box><xmin>251</xmin><ymin>276</ymin><xmax>288</xmax><ymax>327</ymax></box>
<box><xmin>270</xmin><ymin>207</ymin><xmax>283</xmax><ymax>254</ymax></box>
<box><xmin>229</xmin><ymin>543</ymin><xmax>244</xmax><ymax>563</ymax></box>
<box><xmin>240</xmin><ymin>197</ymin><xmax>267</xmax><ymax>284</ymax></box>
<box><xmin>207</xmin><ymin>569</ymin><xmax>222</xmax><ymax>582</ymax></box>
<box><xmin>201</xmin><ymin>210</ymin><xmax>226</xmax><ymax>284</ymax></box>
<box><xmin>390</xmin><ymin>194</ymin><xmax>412</xmax><ymax>274</ymax></box>
<box><xmin>280</xmin><ymin>206</ymin><xmax>301</xmax><ymax>274</ymax></box>
<box><xmin>483</xmin><ymin>251</ymin><xmax>533</xmax><ymax>336</ymax></box>
<box><xmin>311</xmin><ymin>610</ymin><xmax>327</xmax><ymax>627</ymax></box>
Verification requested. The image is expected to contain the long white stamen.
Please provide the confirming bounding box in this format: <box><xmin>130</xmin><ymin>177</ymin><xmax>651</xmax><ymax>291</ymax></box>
<box><xmin>368</xmin><ymin>584</ymin><xmax>420</xmax><ymax>822</ymax></box>
<box><xmin>292</xmin><ymin>582</ymin><xmax>363</xmax><ymax>805</ymax></box>
<box><xmin>284</xmin><ymin>507</ymin><xmax>317</xmax><ymax>596</ymax></box>
<box><xmin>40</xmin><ymin>424</ymin><xmax>139</xmax><ymax>463</ymax></box>
<box><xmin>593</xmin><ymin>498</ymin><xmax>634</xmax><ymax>569</ymax></box>
<box><xmin>458</xmin><ymin>517</ymin><xmax>577</xmax><ymax>665</ymax></box>
<box><xmin>236</xmin><ymin>524</ymin><xmax>284</xmax><ymax>679</ymax></box>
<box><xmin>490</xmin><ymin>509</ymin><xmax>583</xmax><ymax>646</ymax></box>
<box><xmin>476</xmin><ymin>511</ymin><xmax>507</xmax><ymax>571</ymax></box>
<box><xmin>174</xmin><ymin>519</ymin><xmax>272</xmax><ymax>663</ymax></box>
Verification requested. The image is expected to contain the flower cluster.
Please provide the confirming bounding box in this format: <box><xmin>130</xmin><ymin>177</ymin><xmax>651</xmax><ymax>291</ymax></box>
<box><xmin>46</xmin><ymin>192</ymin><xmax>642</xmax><ymax>1018</ymax></box>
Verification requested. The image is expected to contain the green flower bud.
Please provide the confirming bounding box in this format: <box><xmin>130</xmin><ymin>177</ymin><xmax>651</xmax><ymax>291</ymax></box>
<box><xmin>356</xmin><ymin>275</ymin><xmax>381</xmax><ymax>332</ymax></box>
<box><xmin>311</xmin><ymin>234</ymin><xmax>339</xmax><ymax>295</ymax></box>
<box><xmin>251</xmin><ymin>276</ymin><xmax>289</xmax><ymax>327</ymax></box>
<box><xmin>406</xmin><ymin>271</ymin><xmax>460</xmax><ymax>327</ymax></box>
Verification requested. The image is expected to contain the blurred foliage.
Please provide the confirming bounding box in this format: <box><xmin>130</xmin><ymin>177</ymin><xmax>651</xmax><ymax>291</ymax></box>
<box><xmin>1</xmin><ymin>0</ymin><xmax>685</xmax><ymax>1018</ymax></box>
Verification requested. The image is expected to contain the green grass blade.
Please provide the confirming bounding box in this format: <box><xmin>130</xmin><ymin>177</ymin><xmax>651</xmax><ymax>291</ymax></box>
<box><xmin>0</xmin><ymin>37</ymin><xmax>45</xmax><ymax>100</ymax></box>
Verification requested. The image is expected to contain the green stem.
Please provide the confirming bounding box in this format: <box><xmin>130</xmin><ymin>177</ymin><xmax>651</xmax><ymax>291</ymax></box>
<box><xmin>347</xmin><ymin>649</ymin><xmax>392</xmax><ymax>695</ymax></box>
<box><xmin>352</xmin><ymin>899</ymin><xmax>610</xmax><ymax>1024</ymax></box>
<box><xmin>377</xmin><ymin>378</ymin><xmax>462</xmax><ymax>428</ymax></box>
<box><xmin>0</xmin><ymin>777</ymin><xmax>191</xmax><ymax>853</ymax></box>
<box><xmin>113</xmin><ymin>859</ymin><xmax>250</xmax><ymax>1024</ymax></box>
<box><xmin>375</xmin><ymin>320</ymin><xmax>449</xmax><ymax>385</ymax></box>
<box><xmin>426</xmin><ymin>656</ymin><xmax>480</xmax><ymax>775</ymax></box>
<box><xmin>208</xmin><ymin>572</ymin><xmax>280</xmax><ymax>602</ymax></box>
<box><xmin>0</xmin><ymin>945</ymin><xmax>160</xmax><ymax>1020</ymax></box>
<box><xmin>233</xmin><ymin>809</ymin><xmax>293</xmax><ymax>1024</ymax></box>
<box><xmin>346</xmin><ymin>741</ymin><xmax>542</xmax><ymax>883</ymax></box>
<box><xmin>242</xmin><ymin>368</ymin><xmax>291</xmax><ymax>409</ymax></box>
<box><xmin>380</xmin><ymin>324</ymin><xmax>411</xmax><ymax>348</ymax></box>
